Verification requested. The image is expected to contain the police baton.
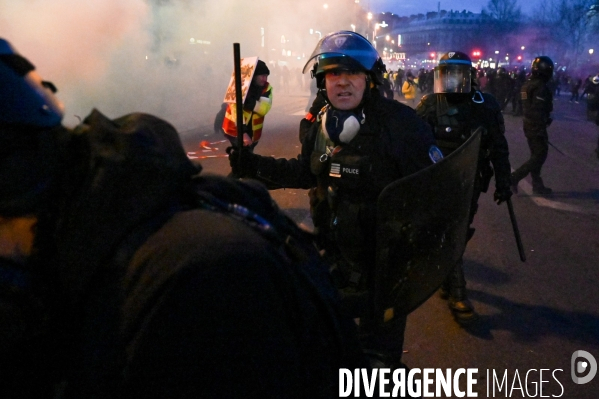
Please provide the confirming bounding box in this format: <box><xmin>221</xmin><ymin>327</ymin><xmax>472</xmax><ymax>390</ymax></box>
<box><xmin>506</xmin><ymin>198</ymin><xmax>526</xmax><ymax>262</ymax></box>
<box><xmin>233</xmin><ymin>43</ymin><xmax>244</xmax><ymax>175</ymax></box>
<box><xmin>548</xmin><ymin>140</ymin><xmax>566</xmax><ymax>156</ymax></box>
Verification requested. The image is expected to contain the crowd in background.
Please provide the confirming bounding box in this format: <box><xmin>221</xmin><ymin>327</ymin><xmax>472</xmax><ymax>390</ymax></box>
<box><xmin>375</xmin><ymin>65</ymin><xmax>599</xmax><ymax>120</ymax></box>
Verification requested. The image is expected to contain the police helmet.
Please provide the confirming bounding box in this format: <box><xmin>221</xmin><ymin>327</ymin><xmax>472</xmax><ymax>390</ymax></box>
<box><xmin>434</xmin><ymin>51</ymin><xmax>472</xmax><ymax>94</ymax></box>
<box><xmin>302</xmin><ymin>31</ymin><xmax>385</xmax><ymax>87</ymax></box>
<box><xmin>0</xmin><ymin>38</ymin><xmax>64</xmax><ymax>128</ymax></box>
<box><xmin>1</xmin><ymin>38</ymin><xmax>63</xmax><ymax>215</ymax></box>
<box><xmin>530</xmin><ymin>56</ymin><xmax>554</xmax><ymax>81</ymax></box>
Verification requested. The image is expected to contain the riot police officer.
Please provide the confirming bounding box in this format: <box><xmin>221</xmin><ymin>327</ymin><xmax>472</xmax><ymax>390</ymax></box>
<box><xmin>511</xmin><ymin>56</ymin><xmax>555</xmax><ymax>195</ymax></box>
<box><xmin>415</xmin><ymin>51</ymin><xmax>513</xmax><ymax>323</ymax></box>
<box><xmin>492</xmin><ymin>67</ymin><xmax>514</xmax><ymax>111</ymax></box>
<box><xmin>584</xmin><ymin>74</ymin><xmax>599</xmax><ymax>123</ymax></box>
<box><xmin>587</xmin><ymin>75</ymin><xmax>599</xmax><ymax>157</ymax></box>
<box><xmin>228</xmin><ymin>30</ymin><xmax>437</xmax><ymax>366</ymax></box>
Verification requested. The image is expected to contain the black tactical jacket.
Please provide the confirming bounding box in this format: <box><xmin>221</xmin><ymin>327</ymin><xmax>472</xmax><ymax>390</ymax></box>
<box><xmin>521</xmin><ymin>76</ymin><xmax>553</xmax><ymax>125</ymax></box>
<box><xmin>251</xmin><ymin>90</ymin><xmax>435</xmax><ymax>287</ymax></box>
<box><xmin>52</xmin><ymin>110</ymin><xmax>369</xmax><ymax>398</ymax></box>
<box><xmin>416</xmin><ymin>91</ymin><xmax>512</xmax><ymax>192</ymax></box>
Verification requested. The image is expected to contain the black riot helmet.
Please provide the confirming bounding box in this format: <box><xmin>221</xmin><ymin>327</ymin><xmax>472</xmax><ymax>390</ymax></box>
<box><xmin>434</xmin><ymin>51</ymin><xmax>472</xmax><ymax>94</ymax></box>
<box><xmin>530</xmin><ymin>56</ymin><xmax>554</xmax><ymax>81</ymax></box>
<box><xmin>302</xmin><ymin>30</ymin><xmax>386</xmax><ymax>88</ymax></box>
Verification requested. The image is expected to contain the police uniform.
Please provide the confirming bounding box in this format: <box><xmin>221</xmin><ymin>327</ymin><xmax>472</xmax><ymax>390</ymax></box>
<box><xmin>413</xmin><ymin>50</ymin><xmax>513</xmax><ymax>323</ymax></box>
<box><xmin>416</xmin><ymin>90</ymin><xmax>511</xmax><ymax>320</ymax></box>
<box><xmin>511</xmin><ymin>75</ymin><xmax>554</xmax><ymax>193</ymax></box>
<box><xmin>228</xmin><ymin>30</ymin><xmax>440</xmax><ymax>367</ymax></box>
<box><xmin>234</xmin><ymin>88</ymin><xmax>435</xmax><ymax>361</ymax></box>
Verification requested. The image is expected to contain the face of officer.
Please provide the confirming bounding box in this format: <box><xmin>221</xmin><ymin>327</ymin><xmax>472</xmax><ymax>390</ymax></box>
<box><xmin>324</xmin><ymin>70</ymin><xmax>367</xmax><ymax>110</ymax></box>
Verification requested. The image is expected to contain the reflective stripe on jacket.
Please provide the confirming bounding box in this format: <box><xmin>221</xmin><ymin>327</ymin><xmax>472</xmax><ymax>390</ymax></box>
<box><xmin>222</xmin><ymin>83</ymin><xmax>273</xmax><ymax>142</ymax></box>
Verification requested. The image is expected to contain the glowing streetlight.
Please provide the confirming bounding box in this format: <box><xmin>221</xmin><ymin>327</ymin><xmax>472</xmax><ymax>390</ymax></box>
<box><xmin>590</xmin><ymin>49</ymin><xmax>595</xmax><ymax>55</ymax></box>
<box><xmin>372</xmin><ymin>23</ymin><xmax>379</xmax><ymax>48</ymax></box>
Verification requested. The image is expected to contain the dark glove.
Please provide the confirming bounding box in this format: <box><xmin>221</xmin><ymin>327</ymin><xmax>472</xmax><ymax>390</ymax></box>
<box><xmin>494</xmin><ymin>187</ymin><xmax>513</xmax><ymax>205</ymax></box>
<box><xmin>226</xmin><ymin>146</ymin><xmax>259</xmax><ymax>178</ymax></box>
<box><xmin>243</xmin><ymin>96</ymin><xmax>257</xmax><ymax>112</ymax></box>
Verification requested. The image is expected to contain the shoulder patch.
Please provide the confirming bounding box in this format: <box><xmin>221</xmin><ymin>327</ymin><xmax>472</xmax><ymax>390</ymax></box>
<box><xmin>429</xmin><ymin>145</ymin><xmax>444</xmax><ymax>163</ymax></box>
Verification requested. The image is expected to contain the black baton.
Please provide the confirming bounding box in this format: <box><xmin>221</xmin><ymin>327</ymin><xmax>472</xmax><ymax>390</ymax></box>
<box><xmin>507</xmin><ymin>198</ymin><xmax>526</xmax><ymax>262</ymax></box>
<box><xmin>548</xmin><ymin>140</ymin><xmax>566</xmax><ymax>156</ymax></box>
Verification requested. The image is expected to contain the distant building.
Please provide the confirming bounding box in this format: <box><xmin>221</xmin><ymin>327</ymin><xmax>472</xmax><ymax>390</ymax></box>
<box><xmin>385</xmin><ymin>10</ymin><xmax>493</xmax><ymax>67</ymax></box>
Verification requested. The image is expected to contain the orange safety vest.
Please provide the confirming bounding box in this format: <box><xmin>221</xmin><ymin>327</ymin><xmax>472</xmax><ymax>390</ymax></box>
<box><xmin>222</xmin><ymin>83</ymin><xmax>273</xmax><ymax>143</ymax></box>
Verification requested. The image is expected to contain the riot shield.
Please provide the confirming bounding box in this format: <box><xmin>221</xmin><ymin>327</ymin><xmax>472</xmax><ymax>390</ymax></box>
<box><xmin>374</xmin><ymin>128</ymin><xmax>482</xmax><ymax>317</ymax></box>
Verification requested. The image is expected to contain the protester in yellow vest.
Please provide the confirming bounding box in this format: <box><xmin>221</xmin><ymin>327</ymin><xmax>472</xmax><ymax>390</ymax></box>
<box><xmin>222</xmin><ymin>60</ymin><xmax>273</xmax><ymax>150</ymax></box>
<box><xmin>402</xmin><ymin>71</ymin><xmax>417</xmax><ymax>107</ymax></box>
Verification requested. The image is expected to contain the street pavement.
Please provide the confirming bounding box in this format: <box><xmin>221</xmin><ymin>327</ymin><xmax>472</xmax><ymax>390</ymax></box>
<box><xmin>180</xmin><ymin>89</ymin><xmax>599</xmax><ymax>398</ymax></box>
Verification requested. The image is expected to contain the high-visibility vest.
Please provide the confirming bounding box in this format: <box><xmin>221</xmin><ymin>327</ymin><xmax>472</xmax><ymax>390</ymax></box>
<box><xmin>222</xmin><ymin>83</ymin><xmax>273</xmax><ymax>142</ymax></box>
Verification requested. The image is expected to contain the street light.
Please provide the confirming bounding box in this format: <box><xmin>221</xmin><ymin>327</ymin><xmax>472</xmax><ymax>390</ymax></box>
<box><xmin>373</xmin><ymin>23</ymin><xmax>380</xmax><ymax>48</ymax></box>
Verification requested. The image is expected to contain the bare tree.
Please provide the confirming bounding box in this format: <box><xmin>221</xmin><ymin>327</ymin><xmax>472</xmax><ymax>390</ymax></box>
<box><xmin>483</xmin><ymin>0</ymin><xmax>522</xmax><ymax>23</ymax></box>
<box><xmin>482</xmin><ymin>0</ymin><xmax>522</xmax><ymax>50</ymax></box>
<box><xmin>533</xmin><ymin>0</ymin><xmax>597</xmax><ymax>68</ymax></box>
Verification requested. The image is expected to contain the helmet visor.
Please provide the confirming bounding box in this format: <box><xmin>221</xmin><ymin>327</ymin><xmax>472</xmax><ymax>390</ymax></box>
<box><xmin>434</xmin><ymin>65</ymin><xmax>471</xmax><ymax>94</ymax></box>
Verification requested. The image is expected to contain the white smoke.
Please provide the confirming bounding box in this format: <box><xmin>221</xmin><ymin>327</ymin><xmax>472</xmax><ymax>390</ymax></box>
<box><xmin>0</xmin><ymin>0</ymin><xmax>358</xmax><ymax>131</ymax></box>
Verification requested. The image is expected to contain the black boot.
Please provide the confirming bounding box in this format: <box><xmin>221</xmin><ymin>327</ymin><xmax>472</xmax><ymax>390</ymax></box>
<box><xmin>533</xmin><ymin>186</ymin><xmax>553</xmax><ymax>195</ymax></box>
<box><xmin>446</xmin><ymin>260</ymin><xmax>478</xmax><ymax>323</ymax></box>
<box><xmin>532</xmin><ymin>177</ymin><xmax>552</xmax><ymax>196</ymax></box>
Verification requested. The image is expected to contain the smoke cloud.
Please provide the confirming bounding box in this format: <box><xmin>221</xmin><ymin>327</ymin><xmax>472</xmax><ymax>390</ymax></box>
<box><xmin>1</xmin><ymin>0</ymin><xmax>351</xmax><ymax>131</ymax></box>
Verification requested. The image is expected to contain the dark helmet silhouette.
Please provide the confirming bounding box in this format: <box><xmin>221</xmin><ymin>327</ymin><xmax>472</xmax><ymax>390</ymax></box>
<box><xmin>434</xmin><ymin>51</ymin><xmax>472</xmax><ymax>94</ymax></box>
<box><xmin>531</xmin><ymin>56</ymin><xmax>554</xmax><ymax>81</ymax></box>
